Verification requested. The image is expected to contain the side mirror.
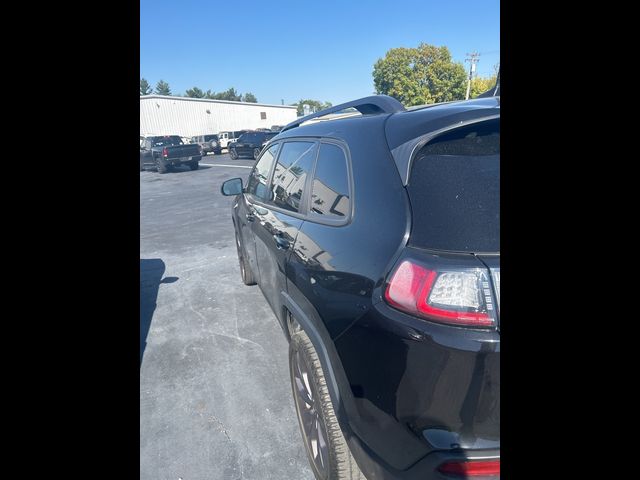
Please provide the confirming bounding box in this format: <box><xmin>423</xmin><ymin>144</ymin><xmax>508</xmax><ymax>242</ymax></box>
<box><xmin>221</xmin><ymin>177</ymin><xmax>243</xmax><ymax>196</ymax></box>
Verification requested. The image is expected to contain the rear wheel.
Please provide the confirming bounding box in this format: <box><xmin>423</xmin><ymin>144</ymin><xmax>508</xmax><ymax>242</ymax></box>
<box><xmin>235</xmin><ymin>229</ymin><xmax>256</xmax><ymax>285</ymax></box>
<box><xmin>289</xmin><ymin>330</ymin><xmax>366</xmax><ymax>480</ymax></box>
<box><xmin>229</xmin><ymin>148</ymin><xmax>239</xmax><ymax>160</ymax></box>
<box><xmin>253</xmin><ymin>147</ymin><xmax>261</xmax><ymax>160</ymax></box>
<box><xmin>156</xmin><ymin>158</ymin><xmax>168</xmax><ymax>174</ymax></box>
<box><xmin>188</xmin><ymin>161</ymin><xmax>199</xmax><ymax>171</ymax></box>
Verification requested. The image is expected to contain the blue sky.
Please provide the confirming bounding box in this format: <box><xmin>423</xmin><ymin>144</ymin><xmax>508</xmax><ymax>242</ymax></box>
<box><xmin>140</xmin><ymin>0</ymin><xmax>499</xmax><ymax>106</ymax></box>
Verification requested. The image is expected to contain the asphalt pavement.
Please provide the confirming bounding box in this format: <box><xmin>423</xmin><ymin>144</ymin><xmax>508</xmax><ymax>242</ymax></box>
<box><xmin>140</xmin><ymin>152</ymin><xmax>314</xmax><ymax>480</ymax></box>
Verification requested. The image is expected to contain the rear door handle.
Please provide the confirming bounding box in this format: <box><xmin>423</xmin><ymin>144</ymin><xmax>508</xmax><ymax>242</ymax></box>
<box><xmin>273</xmin><ymin>233</ymin><xmax>290</xmax><ymax>250</ymax></box>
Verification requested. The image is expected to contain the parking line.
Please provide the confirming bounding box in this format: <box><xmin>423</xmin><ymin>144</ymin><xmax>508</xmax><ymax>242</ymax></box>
<box><xmin>201</xmin><ymin>163</ymin><xmax>252</xmax><ymax>168</ymax></box>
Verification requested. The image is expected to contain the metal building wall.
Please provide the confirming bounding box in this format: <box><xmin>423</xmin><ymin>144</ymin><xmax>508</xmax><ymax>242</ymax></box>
<box><xmin>140</xmin><ymin>96</ymin><xmax>298</xmax><ymax>137</ymax></box>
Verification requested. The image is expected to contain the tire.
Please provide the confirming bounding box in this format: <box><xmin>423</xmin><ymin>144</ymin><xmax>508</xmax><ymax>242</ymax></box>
<box><xmin>156</xmin><ymin>157</ymin><xmax>168</xmax><ymax>174</ymax></box>
<box><xmin>289</xmin><ymin>330</ymin><xmax>365</xmax><ymax>480</ymax></box>
<box><xmin>188</xmin><ymin>161</ymin><xmax>199</xmax><ymax>171</ymax></box>
<box><xmin>253</xmin><ymin>147</ymin><xmax>261</xmax><ymax>160</ymax></box>
<box><xmin>235</xmin><ymin>228</ymin><xmax>256</xmax><ymax>285</ymax></box>
<box><xmin>229</xmin><ymin>148</ymin><xmax>239</xmax><ymax>160</ymax></box>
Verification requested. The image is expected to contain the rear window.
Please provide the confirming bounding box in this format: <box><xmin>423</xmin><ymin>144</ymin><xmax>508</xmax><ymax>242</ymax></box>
<box><xmin>407</xmin><ymin>119</ymin><xmax>499</xmax><ymax>253</ymax></box>
<box><xmin>150</xmin><ymin>136</ymin><xmax>182</xmax><ymax>147</ymax></box>
<box><xmin>204</xmin><ymin>134</ymin><xmax>218</xmax><ymax>141</ymax></box>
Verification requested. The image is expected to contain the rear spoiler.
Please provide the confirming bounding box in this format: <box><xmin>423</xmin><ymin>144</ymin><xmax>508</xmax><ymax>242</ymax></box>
<box><xmin>477</xmin><ymin>69</ymin><xmax>500</xmax><ymax>98</ymax></box>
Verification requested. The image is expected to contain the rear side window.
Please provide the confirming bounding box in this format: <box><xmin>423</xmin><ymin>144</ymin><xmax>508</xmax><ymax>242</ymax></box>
<box><xmin>407</xmin><ymin>119</ymin><xmax>499</xmax><ymax>253</ymax></box>
<box><xmin>310</xmin><ymin>143</ymin><xmax>350</xmax><ymax>219</ymax></box>
<box><xmin>269</xmin><ymin>142</ymin><xmax>316</xmax><ymax>213</ymax></box>
<box><xmin>246</xmin><ymin>144</ymin><xmax>279</xmax><ymax>199</ymax></box>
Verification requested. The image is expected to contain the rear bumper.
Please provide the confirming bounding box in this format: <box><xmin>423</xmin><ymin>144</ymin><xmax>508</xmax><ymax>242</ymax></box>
<box><xmin>335</xmin><ymin>300</ymin><xmax>500</xmax><ymax>477</ymax></box>
<box><xmin>167</xmin><ymin>155</ymin><xmax>201</xmax><ymax>165</ymax></box>
<box><xmin>349</xmin><ymin>437</ymin><xmax>499</xmax><ymax>480</ymax></box>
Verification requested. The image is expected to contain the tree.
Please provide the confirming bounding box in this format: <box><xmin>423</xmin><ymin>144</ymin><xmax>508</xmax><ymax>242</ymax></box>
<box><xmin>140</xmin><ymin>78</ymin><xmax>153</xmax><ymax>96</ymax></box>
<box><xmin>243</xmin><ymin>92</ymin><xmax>258</xmax><ymax>103</ymax></box>
<box><xmin>185</xmin><ymin>87</ymin><xmax>205</xmax><ymax>98</ymax></box>
<box><xmin>213</xmin><ymin>88</ymin><xmax>242</xmax><ymax>101</ymax></box>
<box><xmin>292</xmin><ymin>99</ymin><xmax>333</xmax><ymax>116</ymax></box>
<box><xmin>372</xmin><ymin>43</ymin><xmax>466</xmax><ymax>106</ymax></box>
<box><xmin>155</xmin><ymin>80</ymin><xmax>171</xmax><ymax>96</ymax></box>
<box><xmin>470</xmin><ymin>74</ymin><xmax>498</xmax><ymax>98</ymax></box>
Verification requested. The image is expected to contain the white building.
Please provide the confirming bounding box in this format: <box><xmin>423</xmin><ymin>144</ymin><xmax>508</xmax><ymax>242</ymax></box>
<box><xmin>140</xmin><ymin>95</ymin><xmax>298</xmax><ymax>137</ymax></box>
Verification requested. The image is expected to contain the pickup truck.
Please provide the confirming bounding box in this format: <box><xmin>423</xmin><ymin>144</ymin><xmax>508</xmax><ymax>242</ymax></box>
<box><xmin>140</xmin><ymin>135</ymin><xmax>202</xmax><ymax>173</ymax></box>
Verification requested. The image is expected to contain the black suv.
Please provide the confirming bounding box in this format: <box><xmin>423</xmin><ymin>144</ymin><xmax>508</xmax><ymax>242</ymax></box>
<box><xmin>228</xmin><ymin>130</ymin><xmax>279</xmax><ymax>160</ymax></box>
<box><xmin>221</xmin><ymin>95</ymin><xmax>500</xmax><ymax>480</ymax></box>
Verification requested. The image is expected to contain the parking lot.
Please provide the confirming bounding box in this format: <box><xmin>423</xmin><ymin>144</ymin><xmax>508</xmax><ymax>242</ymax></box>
<box><xmin>140</xmin><ymin>152</ymin><xmax>313</xmax><ymax>480</ymax></box>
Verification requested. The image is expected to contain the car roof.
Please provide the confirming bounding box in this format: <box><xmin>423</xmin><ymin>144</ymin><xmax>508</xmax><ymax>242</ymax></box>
<box><xmin>272</xmin><ymin>95</ymin><xmax>500</xmax><ymax>185</ymax></box>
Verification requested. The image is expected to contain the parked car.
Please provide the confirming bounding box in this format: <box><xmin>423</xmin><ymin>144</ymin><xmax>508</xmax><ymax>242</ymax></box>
<box><xmin>228</xmin><ymin>130</ymin><xmax>279</xmax><ymax>160</ymax></box>
<box><xmin>221</xmin><ymin>94</ymin><xmax>500</xmax><ymax>480</ymax></box>
<box><xmin>140</xmin><ymin>135</ymin><xmax>202</xmax><ymax>173</ymax></box>
<box><xmin>191</xmin><ymin>134</ymin><xmax>221</xmax><ymax>155</ymax></box>
<box><xmin>218</xmin><ymin>130</ymin><xmax>249</xmax><ymax>150</ymax></box>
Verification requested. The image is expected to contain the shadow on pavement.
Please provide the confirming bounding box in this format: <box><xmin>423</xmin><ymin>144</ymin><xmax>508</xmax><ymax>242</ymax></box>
<box><xmin>140</xmin><ymin>258</ymin><xmax>178</xmax><ymax>367</ymax></box>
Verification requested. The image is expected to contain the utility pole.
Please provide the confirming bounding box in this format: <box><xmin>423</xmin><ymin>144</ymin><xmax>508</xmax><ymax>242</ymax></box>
<box><xmin>465</xmin><ymin>52</ymin><xmax>480</xmax><ymax>100</ymax></box>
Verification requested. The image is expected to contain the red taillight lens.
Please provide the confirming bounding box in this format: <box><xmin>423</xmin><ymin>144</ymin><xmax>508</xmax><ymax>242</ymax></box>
<box><xmin>384</xmin><ymin>260</ymin><xmax>495</xmax><ymax>327</ymax></box>
<box><xmin>437</xmin><ymin>459</ymin><xmax>500</xmax><ymax>477</ymax></box>
<box><xmin>162</xmin><ymin>147</ymin><xmax>169</xmax><ymax>157</ymax></box>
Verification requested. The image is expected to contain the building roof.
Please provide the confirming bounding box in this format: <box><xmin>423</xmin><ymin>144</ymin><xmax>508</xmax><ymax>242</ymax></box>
<box><xmin>140</xmin><ymin>95</ymin><xmax>297</xmax><ymax>109</ymax></box>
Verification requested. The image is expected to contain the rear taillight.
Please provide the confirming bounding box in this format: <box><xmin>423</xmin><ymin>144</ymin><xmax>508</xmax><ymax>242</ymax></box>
<box><xmin>384</xmin><ymin>260</ymin><xmax>495</xmax><ymax>327</ymax></box>
<box><xmin>162</xmin><ymin>147</ymin><xmax>169</xmax><ymax>157</ymax></box>
<box><xmin>437</xmin><ymin>459</ymin><xmax>500</xmax><ymax>477</ymax></box>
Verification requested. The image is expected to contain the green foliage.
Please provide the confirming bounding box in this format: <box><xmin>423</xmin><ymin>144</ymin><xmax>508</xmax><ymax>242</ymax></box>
<box><xmin>185</xmin><ymin>87</ymin><xmax>206</xmax><ymax>98</ymax></box>
<box><xmin>292</xmin><ymin>99</ymin><xmax>333</xmax><ymax>116</ymax></box>
<box><xmin>140</xmin><ymin>78</ymin><xmax>153</xmax><ymax>96</ymax></box>
<box><xmin>155</xmin><ymin>80</ymin><xmax>171</xmax><ymax>96</ymax></box>
<box><xmin>470</xmin><ymin>74</ymin><xmax>498</xmax><ymax>98</ymax></box>
<box><xmin>243</xmin><ymin>92</ymin><xmax>258</xmax><ymax>103</ymax></box>
<box><xmin>210</xmin><ymin>88</ymin><xmax>242</xmax><ymax>101</ymax></box>
<box><xmin>372</xmin><ymin>43</ymin><xmax>466</xmax><ymax>106</ymax></box>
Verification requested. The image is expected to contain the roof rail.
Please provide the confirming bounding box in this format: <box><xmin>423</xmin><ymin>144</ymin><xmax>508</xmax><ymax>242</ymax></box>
<box><xmin>281</xmin><ymin>95</ymin><xmax>405</xmax><ymax>132</ymax></box>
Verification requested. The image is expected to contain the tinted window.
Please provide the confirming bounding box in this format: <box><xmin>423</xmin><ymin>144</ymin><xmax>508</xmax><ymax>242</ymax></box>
<box><xmin>246</xmin><ymin>144</ymin><xmax>279</xmax><ymax>199</ymax></box>
<box><xmin>204</xmin><ymin>134</ymin><xmax>218</xmax><ymax>141</ymax></box>
<box><xmin>150</xmin><ymin>136</ymin><xmax>182</xmax><ymax>146</ymax></box>
<box><xmin>407</xmin><ymin>119</ymin><xmax>499</xmax><ymax>252</ymax></box>
<box><xmin>269</xmin><ymin>142</ymin><xmax>316</xmax><ymax>213</ymax></box>
<box><xmin>239</xmin><ymin>132</ymin><xmax>264</xmax><ymax>144</ymax></box>
<box><xmin>310</xmin><ymin>143</ymin><xmax>350</xmax><ymax>218</ymax></box>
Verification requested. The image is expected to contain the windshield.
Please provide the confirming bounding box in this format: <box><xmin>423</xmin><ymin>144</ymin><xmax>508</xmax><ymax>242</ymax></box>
<box><xmin>150</xmin><ymin>136</ymin><xmax>183</xmax><ymax>147</ymax></box>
